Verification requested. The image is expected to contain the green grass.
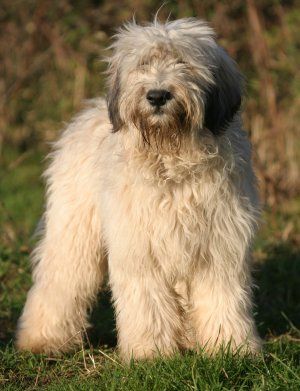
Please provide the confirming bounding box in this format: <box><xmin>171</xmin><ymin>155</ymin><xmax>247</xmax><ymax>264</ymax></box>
<box><xmin>0</xmin><ymin>341</ymin><xmax>299</xmax><ymax>390</ymax></box>
<box><xmin>0</xmin><ymin>149</ymin><xmax>300</xmax><ymax>390</ymax></box>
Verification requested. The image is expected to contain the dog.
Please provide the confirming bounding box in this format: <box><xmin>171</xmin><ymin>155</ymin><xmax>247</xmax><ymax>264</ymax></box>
<box><xmin>16</xmin><ymin>18</ymin><xmax>261</xmax><ymax>360</ymax></box>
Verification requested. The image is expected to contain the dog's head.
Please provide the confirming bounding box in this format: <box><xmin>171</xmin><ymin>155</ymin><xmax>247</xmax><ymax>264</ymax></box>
<box><xmin>106</xmin><ymin>18</ymin><xmax>242</xmax><ymax>149</ymax></box>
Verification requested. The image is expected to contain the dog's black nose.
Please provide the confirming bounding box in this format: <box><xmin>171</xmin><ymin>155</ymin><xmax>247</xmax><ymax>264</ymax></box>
<box><xmin>146</xmin><ymin>89</ymin><xmax>172</xmax><ymax>107</ymax></box>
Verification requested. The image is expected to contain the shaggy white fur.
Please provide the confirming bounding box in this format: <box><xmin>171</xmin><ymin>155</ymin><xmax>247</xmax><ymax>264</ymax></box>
<box><xmin>16</xmin><ymin>18</ymin><xmax>261</xmax><ymax>360</ymax></box>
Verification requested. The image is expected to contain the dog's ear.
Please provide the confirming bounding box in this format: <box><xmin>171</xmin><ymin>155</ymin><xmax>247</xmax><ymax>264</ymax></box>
<box><xmin>204</xmin><ymin>48</ymin><xmax>243</xmax><ymax>135</ymax></box>
<box><xmin>107</xmin><ymin>70</ymin><xmax>123</xmax><ymax>132</ymax></box>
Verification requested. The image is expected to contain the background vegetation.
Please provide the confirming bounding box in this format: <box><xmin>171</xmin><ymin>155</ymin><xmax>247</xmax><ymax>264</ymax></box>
<box><xmin>0</xmin><ymin>1</ymin><xmax>299</xmax><ymax>389</ymax></box>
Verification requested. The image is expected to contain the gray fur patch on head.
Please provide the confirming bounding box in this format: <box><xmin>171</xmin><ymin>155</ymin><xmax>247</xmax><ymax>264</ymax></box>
<box><xmin>106</xmin><ymin>70</ymin><xmax>123</xmax><ymax>132</ymax></box>
<box><xmin>203</xmin><ymin>48</ymin><xmax>243</xmax><ymax>135</ymax></box>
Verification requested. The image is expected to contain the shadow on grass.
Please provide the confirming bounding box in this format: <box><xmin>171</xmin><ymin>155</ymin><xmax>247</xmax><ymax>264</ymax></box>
<box><xmin>254</xmin><ymin>243</ymin><xmax>300</xmax><ymax>337</ymax></box>
<box><xmin>0</xmin><ymin>248</ymin><xmax>31</xmax><ymax>349</ymax></box>
<box><xmin>88</xmin><ymin>288</ymin><xmax>117</xmax><ymax>348</ymax></box>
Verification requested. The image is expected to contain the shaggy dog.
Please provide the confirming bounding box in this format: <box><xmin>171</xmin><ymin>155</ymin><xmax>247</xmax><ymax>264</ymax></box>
<box><xmin>16</xmin><ymin>18</ymin><xmax>261</xmax><ymax>360</ymax></box>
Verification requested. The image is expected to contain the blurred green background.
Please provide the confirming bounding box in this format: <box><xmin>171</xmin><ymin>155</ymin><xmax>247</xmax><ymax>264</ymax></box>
<box><xmin>0</xmin><ymin>0</ymin><xmax>300</xmax><ymax>351</ymax></box>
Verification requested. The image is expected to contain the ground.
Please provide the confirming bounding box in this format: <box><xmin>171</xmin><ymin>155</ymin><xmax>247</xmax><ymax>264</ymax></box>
<box><xmin>0</xmin><ymin>148</ymin><xmax>299</xmax><ymax>390</ymax></box>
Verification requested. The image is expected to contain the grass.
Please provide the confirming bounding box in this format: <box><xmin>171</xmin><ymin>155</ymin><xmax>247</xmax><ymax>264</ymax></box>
<box><xmin>0</xmin><ymin>148</ymin><xmax>300</xmax><ymax>390</ymax></box>
<box><xmin>0</xmin><ymin>341</ymin><xmax>299</xmax><ymax>390</ymax></box>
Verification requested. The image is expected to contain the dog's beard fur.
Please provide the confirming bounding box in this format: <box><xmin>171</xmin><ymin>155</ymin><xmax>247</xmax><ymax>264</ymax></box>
<box><xmin>130</xmin><ymin>97</ymin><xmax>186</xmax><ymax>150</ymax></box>
<box><xmin>119</xmin><ymin>78</ymin><xmax>203</xmax><ymax>152</ymax></box>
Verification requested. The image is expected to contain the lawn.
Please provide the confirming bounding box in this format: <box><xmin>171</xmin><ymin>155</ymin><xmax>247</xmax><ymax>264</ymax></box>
<box><xmin>0</xmin><ymin>148</ymin><xmax>299</xmax><ymax>390</ymax></box>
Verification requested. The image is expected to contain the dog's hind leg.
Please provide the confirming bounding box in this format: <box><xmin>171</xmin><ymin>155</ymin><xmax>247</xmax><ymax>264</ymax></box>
<box><xmin>16</xmin><ymin>120</ymin><xmax>107</xmax><ymax>354</ymax></box>
<box><xmin>189</xmin><ymin>264</ymin><xmax>261</xmax><ymax>354</ymax></box>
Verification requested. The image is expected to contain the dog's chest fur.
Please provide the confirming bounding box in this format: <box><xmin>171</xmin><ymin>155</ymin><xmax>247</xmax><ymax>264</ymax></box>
<box><xmin>101</xmin><ymin>144</ymin><xmax>226</xmax><ymax>278</ymax></box>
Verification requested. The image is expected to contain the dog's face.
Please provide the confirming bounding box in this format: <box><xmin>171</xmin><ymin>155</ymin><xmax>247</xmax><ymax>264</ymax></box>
<box><xmin>107</xmin><ymin>18</ymin><xmax>242</xmax><ymax>148</ymax></box>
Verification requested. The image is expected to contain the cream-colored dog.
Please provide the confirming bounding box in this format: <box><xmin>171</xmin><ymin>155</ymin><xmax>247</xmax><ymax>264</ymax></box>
<box><xmin>16</xmin><ymin>18</ymin><xmax>261</xmax><ymax>360</ymax></box>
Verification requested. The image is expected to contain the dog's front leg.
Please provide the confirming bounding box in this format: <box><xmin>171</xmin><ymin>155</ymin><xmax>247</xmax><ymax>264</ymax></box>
<box><xmin>185</xmin><ymin>172</ymin><xmax>262</xmax><ymax>355</ymax></box>
<box><xmin>109</xmin><ymin>258</ymin><xmax>185</xmax><ymax>361</ymax></box>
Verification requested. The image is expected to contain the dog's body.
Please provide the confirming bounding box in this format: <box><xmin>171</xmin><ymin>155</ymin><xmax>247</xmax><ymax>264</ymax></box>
<box><xmin>17</xmin><ymin>18</ymin><xmax>261</xmax><ymax>360</ymax></box>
